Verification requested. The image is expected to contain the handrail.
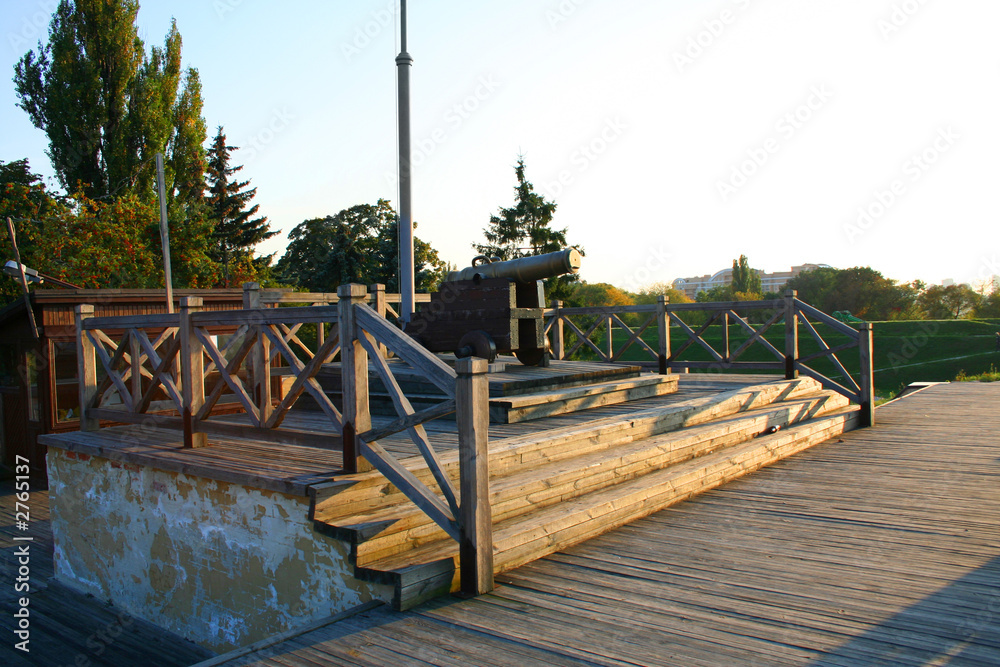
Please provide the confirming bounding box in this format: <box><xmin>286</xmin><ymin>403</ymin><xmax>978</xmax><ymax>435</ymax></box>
<box><xmin>74</xmin><ymin>284</ymin><xmax>496</xmax><ymax>598</ymax></box>
<box><xmin>545</xmin><ymin>290</ymin><xmax>875</xmax><ymax>426</ymax></box>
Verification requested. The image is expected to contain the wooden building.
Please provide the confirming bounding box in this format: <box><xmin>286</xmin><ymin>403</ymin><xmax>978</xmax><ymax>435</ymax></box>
<box><xmin>0</xmin><ymin>288</ymin><xmax>246</xmax><ymax>482</ymax></box>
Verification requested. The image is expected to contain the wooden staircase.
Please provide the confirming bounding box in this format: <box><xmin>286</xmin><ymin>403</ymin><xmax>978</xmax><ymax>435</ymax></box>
<box><xmin>309</xmin><ymin>377</ymin><xmax>860</xmax><ymax>610</ymax></box>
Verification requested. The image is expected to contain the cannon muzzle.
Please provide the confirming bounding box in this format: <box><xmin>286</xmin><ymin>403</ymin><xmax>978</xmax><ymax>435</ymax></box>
<box><xmin>446</xmin><ymin>248</ymin><xmax>582</xmax><ymax>283</ymax></box>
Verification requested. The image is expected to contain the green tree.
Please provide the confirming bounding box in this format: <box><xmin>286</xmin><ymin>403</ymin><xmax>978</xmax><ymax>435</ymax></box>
<box><xmin>475</xmin><ymin>156</ymin><xmax>582</xmax><ymax>301</ymax></box>
<box><xmin>205</xmin><ymin>127</ymin><xmax>275</xmax><ymax>287</ymax></box>
<box><xmin>918</xmin><ymin>284</ymin><xmax>980</xmax><ymax>320</ymax></box>
<box><xmin>276</xmin><ymin>200</ymin><xmax>446</xmax><ymax>293</ymax></box>
<box><xmin>13</xmin><ymin>2</ymin><xmax>206</xmax><ymax>206</ymax></box>
<box><xmin>731</xmin><ymin>255</ymin><xmax>762</xmax><ymax>296</ymax></box>
<box><xmin>785</xmin><ymin>266</ymin><xmax>916</xmax><ymax>320</ymax></box>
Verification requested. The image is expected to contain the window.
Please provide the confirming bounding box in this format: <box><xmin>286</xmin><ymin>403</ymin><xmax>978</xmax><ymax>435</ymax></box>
<box><xmin>52</xmin><ymin>340</ymin><xmax>79</xmax><ymax>423</ymax></box>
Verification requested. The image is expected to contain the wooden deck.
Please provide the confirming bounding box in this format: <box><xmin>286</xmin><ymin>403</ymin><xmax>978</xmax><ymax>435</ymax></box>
<box><xmin>207</xmin><ymin>382</ymin><xmax>1000</xmax><ymax>666</ymax></box>
<box><xmin>38</xmin><ymin>373</ymin><xmax>774</xmax><ymax>497</ymax></box>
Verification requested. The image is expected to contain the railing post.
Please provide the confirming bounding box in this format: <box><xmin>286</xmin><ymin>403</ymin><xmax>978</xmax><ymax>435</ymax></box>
<box><xmin>722</xmin><ymin>311</ymin><xmax>731</xmax><ymax>363</ymax></box>
<box><xmin>75</xmin><ymin>305</ymin><xmax>99</xmax><ymax>432</ymax></box>
<box><xmin>180</xmin><ymin>297</ymin><xmax>208</xmax><ymax>448</ymax></box>
<box><xmin>339</xmin><ymin>284</ymin><xmax>373</xmax><ymax>474</ymax></box>
<box><xmin>551</xmin><ymin>300</ymin><xmax>564</xmax><ymax>361</ymax></box>
<box><xmin>605</xmin><ymin>316</ymin><xmax>614</xmax><ymax>362</ymax></box>
<box><xmin>657</xmin><ymin>295</ymin><xmax>670</xmax><ymax>375</ymax></box>
<box><xmin>456</xmin><ymin>357</ymin><xmax>494</xmax><ymax>597</ymax></box>
<box><xmin>370</xmin><ymin>283</ymin><xmax>388</xmax><ymax>359</ymax></box>
<box><xmin>859</xmin><ymin>323</ymin><xmax>875</xmax><ymax>427</ymax></box>
<box><xmin>245</xmin><ymin>282</ymin><xmax>272</xmax><ymax>425</ymax></box>
<box><xmin>784</xmin><ymin>290</ymin><xmax>799</xmax><ymax>380</ymax></box>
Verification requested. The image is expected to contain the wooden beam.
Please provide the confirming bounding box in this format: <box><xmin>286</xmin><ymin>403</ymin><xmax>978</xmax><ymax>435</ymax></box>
<box><xmin>858</xmin><ymin>323</ymin><xmax>875</xmax><ymax>427</ymax></box>
<box><xmin>657</xmin><ymin>295</ymin><xmax>670</xmax><ymax>375</ymax></box>
<box><xmin>785</xmin><ymin>290</ymin><xmax>799</xmax><ymax>380</ymax></box>
<box><xmin>75</xmin><ymin>305</ymin><xmax>99</xmax><ymax>431</ymax></box>
<box><xmin>457</xmin><ymin>357</ymin><xmax>494</xmax><ymax>597</ymax></box>
<box><xmin>180</xmin><ymin>297</ymin><xmax>208</xmax><ymax>448</ymax></box>
<box><xmin>339</xmin><ymin>284</ymin><xmax>373</xmax><ymax>473</ymax></box>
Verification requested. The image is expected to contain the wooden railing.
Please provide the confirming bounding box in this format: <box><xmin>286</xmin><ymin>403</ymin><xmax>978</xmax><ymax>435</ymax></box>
<box><xmin>73</xmin><ymin>284</ymin><xmax>493</xmax><ymax>596</ymax></box>
<box><xmin>546</xmin><ymin>290</ymin><xmax>875</xmax><ymax>426</ymax></box>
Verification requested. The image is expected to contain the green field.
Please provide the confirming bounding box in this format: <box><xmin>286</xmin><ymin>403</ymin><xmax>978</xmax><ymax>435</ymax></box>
<box><xmin>568</xmin><ymin>315</ymin><xmax>1000</xmax><ymax>400</ymax></box>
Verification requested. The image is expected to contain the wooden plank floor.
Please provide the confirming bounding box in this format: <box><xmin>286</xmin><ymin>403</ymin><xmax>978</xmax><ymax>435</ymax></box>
<box><xmin>0</xmin><ymin>481</ymin><xmax>214</xmax><ymax>666</ymax></box>
<box><xmin>40</xmin><ymin>373</ymin><xmax>772</xmax><ymax>497</ymax></box>
<box><xmin>213</xmin><ymin>382</ymin><xmax>1000</xmax><ymax>666</ymax></box>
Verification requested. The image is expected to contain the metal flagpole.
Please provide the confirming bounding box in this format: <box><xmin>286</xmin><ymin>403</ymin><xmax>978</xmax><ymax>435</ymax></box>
<box><xmin>396</xmin><ymin>0</ymin><xmax>415</xmax><ymax>324</ymax></box>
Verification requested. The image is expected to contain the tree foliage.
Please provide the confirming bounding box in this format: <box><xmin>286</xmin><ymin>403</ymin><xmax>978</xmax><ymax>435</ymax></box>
<box><xmin>475</xmin><ymin>156</ymin><xmax>582</xmax><ymax>301</ymax></box>
<box><xmin>205</xmin><ymin>127</ymin><xmax>275</xmax><ymax>286</ymax></box>
<box><xmin>13</xmin><ymin>1</ymin><xmax>206</xmax><ymax>208</ymax></box>
<box><xmin>918</xmin><ymin>284</ymin><xmax>980</xmax><ymax>320</ymax></box>
<box><xmin>785</xmin><ymin>266</ymin><xmax>918</xmax><ymax>320</ymax></box>
<box><xmin>731</xmin><ymin>254</ymin><xmax>762</xmax><ymax>296</ymax></box>
<box><xmin>276</xmin><ymin>200</ymin><xmax>446</xmax><ymax>293</ymax></box>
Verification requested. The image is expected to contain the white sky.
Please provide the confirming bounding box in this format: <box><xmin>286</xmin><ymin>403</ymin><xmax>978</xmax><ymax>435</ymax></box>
<box><xmin>2</xmin><ymin>0</ymin><xmax>998</xmax><ymax>291</ymax></box>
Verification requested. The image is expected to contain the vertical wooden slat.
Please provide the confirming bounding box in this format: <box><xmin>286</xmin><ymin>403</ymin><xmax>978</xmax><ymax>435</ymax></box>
<box><xmin>245</xmin><ymin>282</ymin><xmax>272</xmax><ymax>425</ymax></box>
<box><xmin>129</xmin><ymin>329</ymin><xmax>141</xmax><ymax>413</ymax></box>
<box><xmin>339</xmin><ymin>284</ymin><xmax>373</xmax><ymax>474</ymax></box>
<box><xmin>784</xmin><ymin>290</ymin><xmax>799</xmax><ymax>380</ymax></box>
<box><xmin>75</xmin><ymin>306</ymin><xmax>98</xmax><ymax>432</ymax></box>
<box><xmin>657</xmin><ymin>295</ymin><xmax>670</xmax><ymax>375</ymax></box>
<box><xmin>551</xmin><ymin>300</ymin><xmax>564</xmax><ymax>361</ymax></box>
<box><xmin>722</xmin><ymin>311</ymin><xmax>730</xmax><ymax>362</ymax></box>
<box><xmin>180</xmin><ymin>297</ymin><xmax>208</xmax><ymax>448</ymax></box>
<box><xmin>859</xmin><ymin>322</ymin><xmax>875</xmax><ymax>427</ymax></box>
<box><xmin>457</xmin><ymin>357</ymin><xmax>494</xmax><ymax>597</ymax></box>
<box><xmin>371</xmin><ymin>283</ymin><xmax>388</xmax><ymax>359</ymax></box>
<box><xmin>605</xmin><ymin>316</ymin><xmax>613</xmax><ymax>362</ymax></box>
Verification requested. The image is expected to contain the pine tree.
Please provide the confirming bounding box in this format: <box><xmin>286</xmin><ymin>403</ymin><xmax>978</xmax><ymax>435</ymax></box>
<box><xmin>205</xmin><ymin>127</ymin><xmax>275</xmax><ymax>287</ymax></box>
<box><xmin>475</xmin><ymin>156</ymin><xmax>582</xmax><ymax>300</ymax></box>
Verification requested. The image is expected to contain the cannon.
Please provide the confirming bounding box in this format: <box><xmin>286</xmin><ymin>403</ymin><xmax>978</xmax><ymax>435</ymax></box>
<box><xmin>406</xmin><ymin>248</ymin><xmax>582</xmax><ymax>366</ymax></box>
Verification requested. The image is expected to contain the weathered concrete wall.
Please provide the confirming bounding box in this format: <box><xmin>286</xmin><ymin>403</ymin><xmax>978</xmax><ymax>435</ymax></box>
<box><xmin>47</xmin><ymin>448</ymin><xmax>391</xmax><ymax>652</ymax></box>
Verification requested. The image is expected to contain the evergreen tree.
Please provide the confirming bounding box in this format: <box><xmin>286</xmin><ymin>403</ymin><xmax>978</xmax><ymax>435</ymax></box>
<box><xmin>475</xmin><ymin>156</ymin><xmax>582</xmax><ymax>300</ymax></box>
<box><xmin>205</xmin><ymin>127</ymin><xmax>274</xmax><ymax>286</ymax></box>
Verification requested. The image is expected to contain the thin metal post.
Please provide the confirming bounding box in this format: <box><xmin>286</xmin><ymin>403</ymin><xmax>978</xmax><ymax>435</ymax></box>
<box><xmin>396</xmin><ymin>0</ymin><xmax>415</xmax><ymax>324</ymax></box>
<box><xmin>156</xmin><ymin>154</ymin><xmax>174</xmax><ymax>314</ymax></box>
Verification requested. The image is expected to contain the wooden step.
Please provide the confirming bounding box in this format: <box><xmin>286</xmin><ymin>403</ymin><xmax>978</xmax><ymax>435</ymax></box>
<box><xmin>316</xmin><ymin>392</ymin><xmax>849</xmax><ymax>568</ymax></box>
<box><xmin>489</xmin><ymin>374</ymin><xmax>679</xmax><ymax>423</ymax></box>
<box><xmin>367</xmin><ymin>406</ymin><xmax>861</xmax><ymax>610</ymax></box>
<box><xmin>310</xmin><ymin>377</ymin><xmax>825</xmax><ymax>522</ymax></box>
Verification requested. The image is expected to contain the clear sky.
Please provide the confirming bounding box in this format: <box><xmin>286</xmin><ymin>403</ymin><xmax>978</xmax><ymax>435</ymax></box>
<box><xmin>2</xmin><ymin>0</ymin><xmax>998</xmax><ymax>291</ymax></box>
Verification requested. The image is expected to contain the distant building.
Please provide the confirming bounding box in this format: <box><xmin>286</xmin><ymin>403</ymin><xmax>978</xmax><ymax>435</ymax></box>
<box><xmin>672</xmin><ymin>263</ymin><xmax>831</xmax><ymax>300</ymax></box>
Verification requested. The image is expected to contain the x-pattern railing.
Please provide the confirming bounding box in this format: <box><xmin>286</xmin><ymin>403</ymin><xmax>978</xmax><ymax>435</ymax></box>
<box><xmin>546</xmin><ymin>291</ymin><xmax>874</xmax><ymax>426</ymax></box>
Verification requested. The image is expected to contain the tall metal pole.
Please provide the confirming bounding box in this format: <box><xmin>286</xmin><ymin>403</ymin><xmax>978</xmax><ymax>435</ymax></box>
<box><xmin>396</xmin><ymin>0</ymin><xmax>415</xmax><ymax>324</ymax></box>
<box><xmin>155</xmin><ymin>153</ymin><xmax>175</xmax><ymax>314</ymax></box>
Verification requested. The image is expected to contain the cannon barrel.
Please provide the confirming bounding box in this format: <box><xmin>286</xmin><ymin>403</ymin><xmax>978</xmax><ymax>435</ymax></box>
<box><xmin>446</xmin><ymin>248</ymin><xmax>582</xmax><ymax>284</ymax></box>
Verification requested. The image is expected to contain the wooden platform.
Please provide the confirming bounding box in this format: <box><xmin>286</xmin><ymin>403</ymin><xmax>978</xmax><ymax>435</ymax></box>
<box><xmin>206</xmin><ymin>382</ymin><xmax>1000</xmax><ymax>666</ymax></box>
<box><xmin>38</xmin><ymin>374</ymin><xmax>766</xmax><ymax>497</ymax></box>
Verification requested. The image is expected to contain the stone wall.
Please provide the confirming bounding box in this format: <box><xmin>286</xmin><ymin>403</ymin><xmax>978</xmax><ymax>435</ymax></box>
<box><xmin>47</xmin><ymin>448</ymin><xmax>390</xmax><ymax>652</ymax></box>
